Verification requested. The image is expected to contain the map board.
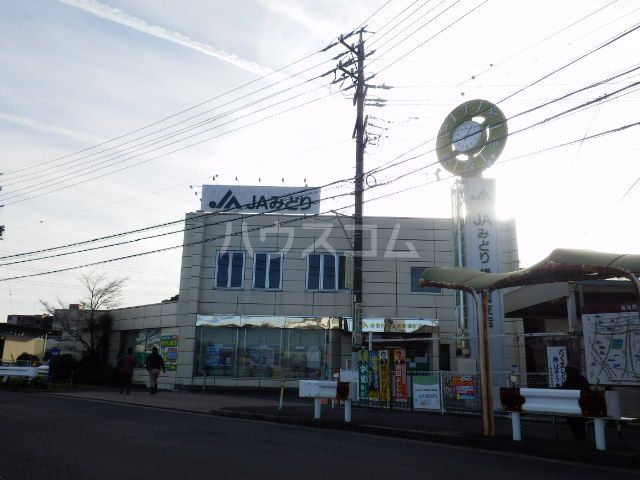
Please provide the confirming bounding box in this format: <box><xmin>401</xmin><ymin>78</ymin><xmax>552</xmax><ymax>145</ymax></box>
<box><xmin>582</xmin><ymin>305</ymin><xmax>640</xmax><ymax>385</ymax></box>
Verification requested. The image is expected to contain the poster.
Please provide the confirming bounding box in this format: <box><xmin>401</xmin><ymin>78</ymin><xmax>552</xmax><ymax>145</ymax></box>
<box><xmin>379</xmin><ymin>350</ymin><xmax>391</xmax><ymax>402</ymax></box>
<box><xmin>413</xmin><ymin>374</ymin><xmax>441</xmax><ymax>410</ymax></box>
<box><xmin>249</xmin><ymin>346</ymin><xmax>275</xmax><ymax>368</ymax></box>
<box><xmin>358</xmin><ymin>349</ymin><xmax>369</xmax><ymax>401</ymax></box>
<box><xmin>368</xmin><ymin>350</ymin><xmax>380</xmax><ymax>400</ymax></box>
<box><xmin>393</xmin><ymin>349</ymin><xmax>407</xmax><ymax>402</ymax></box>
<box><xmin>160</xmin><ymin>335</ymin><xmax>179</xmax><ymax>372</ymax></box>
<box><xmin>546</xmin><ymin>346</ymin><xmax>567</xmax><ymax>387</ymax></box>
<box><xmin>205</xmin><ymin>344</ymin><xmax>234</xmax><ymax>368</ymax></box>
<box><xmin>582</xmin><ymin>305</ymin><xmax>640</xmax><ymax>385</ymax></box>
<box><xmin>450</xmin><ymin>375</ymin><xmax>475</xmax><ymax>400</ymax></box>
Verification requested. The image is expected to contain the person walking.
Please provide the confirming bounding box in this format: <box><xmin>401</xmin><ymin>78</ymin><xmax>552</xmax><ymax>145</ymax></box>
<box><xmin>144</xmin><ymin>346</ymin><xmax>165</xmax><ymax>394</ymax></box>
<box><xmin>561</xmin><ymin>365</ymin><xmax>591</xmax><ymax>441</ymax></box>
<box><xmin>117</xmin><ymin>347</ymin><xmax>137</xmax><ymax>394</ymax></box>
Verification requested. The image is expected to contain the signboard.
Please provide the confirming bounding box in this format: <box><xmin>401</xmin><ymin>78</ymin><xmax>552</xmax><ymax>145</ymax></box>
<box><xmin>393</xmin><ymin>349</ymin><xmax>407</xmax><ymax>401</ymax></box>
<box><xmin>352</xmin><ymin>302</ymin><xmax>363</xmax><ymax>351</ymax></box>
<box><xmin>358</xmin><ymin>349</ymin><xmax>369</xmax><ymax>401</ymax></box>
<box><xmin>547</xmin><ymin>346</ymin><xmax>567</xmax><ymax>387</ymax></box>
<box><xmin>460</xmin><ymin>177</ymin><xmax>505</xmax><ymax>375</ymax></box>
<box><xmin>160</xmin><ymin>335</ymin><xmax>179</xmax><ymax>372</ymax></box>
<box><xmin>201</xmin><ymin>185</ymin><xmax>321</xmax><ymax>214</ymax></box>
<box><xmin>379</xmin><ymin>350</ymin><xmax>391</xmax><ymax>402</ymax></box>
<box><xmin>413</xmin><ymin>374</ymin><xmax>441</xmax><ymax>410</ymax></box>
<box><xmin>450</xmin><ymin>375</ymin><xmax>475</xmax><ymax>400</ymax></box>
<box><xmin>368</xmin><ymin>350</ymin><xmax>380</xmax><ymax>400</ymax></box>
<box><xmin>582</xmin><ymin>305</ymin><xmax>640</xmax><ymax>385</ymax></box>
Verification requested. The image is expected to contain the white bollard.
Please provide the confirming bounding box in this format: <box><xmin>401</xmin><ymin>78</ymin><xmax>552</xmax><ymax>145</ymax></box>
<box><xmin>511</xmin><ymin>412</ymin><xmax>522</xmax><ymax>441</ymax></box>
<box><xmin>314</xmin><ymin>398</ymin><xmax>321</xmax><ymax>419</ymax></box>
<box><xmin>594</xmin><ymin>417</ymin><xmax>606</xmax><ymax>451</ymax></box>
<box><xmin>345</xmin><ymin>399</ymin><xmax>352</xmax><ymax>423</ymax></box>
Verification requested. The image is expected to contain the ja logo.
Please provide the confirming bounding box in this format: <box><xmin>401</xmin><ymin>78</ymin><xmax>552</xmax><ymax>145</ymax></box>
<box><xmin>209</xmin><ymin>189</ymin><xmax>242</xmax><ymax>209</ymax></box>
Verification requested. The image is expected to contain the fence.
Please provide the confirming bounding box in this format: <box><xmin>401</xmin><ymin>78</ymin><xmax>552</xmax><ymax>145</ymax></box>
<box><xmin>355</xmin><ymin>370</ymin><xmax>549</xmax><ymax>416</ymax></box>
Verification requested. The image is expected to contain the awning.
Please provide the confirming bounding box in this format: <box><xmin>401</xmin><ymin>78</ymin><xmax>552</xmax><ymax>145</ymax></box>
<box><xmin>419</xmin><ymin>248</ymin><xmax>640</xmax><ymax>293</ymax></box>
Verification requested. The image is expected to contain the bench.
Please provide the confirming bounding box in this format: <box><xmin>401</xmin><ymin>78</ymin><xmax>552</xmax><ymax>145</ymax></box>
<box><xmin>0</xmin><ymin>366</ymin><xmax>39</xmax><ymax>382</ymax></box>
<box><xmin>299</xmin><ymin>378</ymin><xmax>356</xmax><ymax>422</ymax></box>
<box><xmin>500</xmin><ymin>387</ymin><xmax>621</xmax><ymax>451</ymax></box>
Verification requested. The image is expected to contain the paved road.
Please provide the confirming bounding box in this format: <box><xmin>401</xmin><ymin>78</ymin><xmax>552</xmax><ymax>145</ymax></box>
<box><xmin>0</xmin><ymin>392</ymin><xmax>637</xmax><ymax>480</ymax></box>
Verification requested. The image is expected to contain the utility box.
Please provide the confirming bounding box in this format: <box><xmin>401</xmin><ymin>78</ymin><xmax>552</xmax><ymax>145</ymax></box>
<box><xmin>299</xmin><ymin>380</ymin><xmax>337</xmax><ymax>398</ymax></box>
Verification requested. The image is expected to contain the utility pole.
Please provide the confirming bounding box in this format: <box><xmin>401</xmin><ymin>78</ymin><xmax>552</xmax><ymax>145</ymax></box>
<box><xmin>339</xmin><ymin>29</ymin><xmax>366</xmax><ymax>351</ymax></box>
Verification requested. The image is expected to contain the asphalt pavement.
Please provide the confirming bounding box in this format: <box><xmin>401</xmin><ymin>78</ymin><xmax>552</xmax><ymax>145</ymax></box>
<box><xmin>32</xmin><ymin>385</ymin><xmax>640</xmax><ymax>471</ymax></box>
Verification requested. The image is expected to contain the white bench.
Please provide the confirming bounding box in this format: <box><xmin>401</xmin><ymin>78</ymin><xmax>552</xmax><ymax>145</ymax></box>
<box><xmin>0</xmin><ymin>366</ymin><xmax>38</xmax><ymax>382</ymax></box>
<box><xmin>500</xmin><ymin>387</ymin><xmax>620</xmax><ymax>451</ymax></box>
<box><xmin>299</xmin><ymin>379</ymin><xmax>357</xmax><ymax>422</ymax></box>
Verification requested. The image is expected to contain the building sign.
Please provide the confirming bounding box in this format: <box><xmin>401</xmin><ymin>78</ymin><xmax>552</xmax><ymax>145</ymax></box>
<box><xmin>160</xmin><ymin>335</ymin><xmax>179</xmax><ymax>372</ymax></box>
<box><xmin>582</xmin><ymin>304</ymin><xmax>640</xmax><ymax>385</ymax></box>
<box><xmin>546</xmin><ymin>346</ymin><xmax>567</xmax><ymax>387</ymax></box>
<box><xmin>201</xmin><ymin>185</ymin><xmax>321</xmax><ymax>214</ymax></box>
<box><xmin>461</xmin><ymin>177</ymin><xmax>505</xmax><ymax>375</ymax></box>
<box><xmin>413</xmin><ymin>374</ymin><xmax>441</xmax><ymax>410</ymax></box>
<box><xmin>393</xmin><ymin>349</ymin><xmax>407</xmax><ymax>402</ymax></box>
<box><xmin>379</xmin><ymin>350</ymin><xmax>391</xmax><ymax>402</ymax></box>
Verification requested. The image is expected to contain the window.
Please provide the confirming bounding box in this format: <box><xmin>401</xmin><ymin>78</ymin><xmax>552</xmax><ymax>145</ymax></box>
<box><xmin>410</xmin><ymin>267</ymin><xmax>442</xmax><ymax>294</ymax></box>
<box><xmin>307</xmin><ymin>253</ymin><xmax>347</xmax><ymax>291</ymax></box>
<box><xmin>216</xmin><ymin>251</ymin><xmax>245</xmax><ymax>288</ymax></box>
<box><xmin>253</xmin><ymin>253</ymin><xmax>283</xmax><ymax>290</ymax></box>
<box><xmin>119</xmin><ymin>328</ymin><xmax>160</xmax><ymax>367</ymax></box>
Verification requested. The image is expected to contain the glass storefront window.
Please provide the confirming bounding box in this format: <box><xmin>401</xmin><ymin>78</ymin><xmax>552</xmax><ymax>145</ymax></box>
<box><xmin>119</xmin><ymin>329</ymin><xmax>161</xmax><ymax>367</ymax></box>
<box><xmin>194</xmin><ymin>325</ymin><xmax>330</xmax><ymax>379</ymax></box>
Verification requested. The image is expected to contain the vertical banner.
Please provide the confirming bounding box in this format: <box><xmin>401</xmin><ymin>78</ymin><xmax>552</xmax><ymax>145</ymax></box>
<box><xmin>358</xmin><ymin>349</ymin><xmax>369</xmax><ymax>401</ymax></box>
<box><xmin>413</xmin><ymin>374</ymin><xmax>441</xmax><ymax>410</ymax></box>
<box><xmin>462</xmin><ymin>177</ymin><xmax>505</xmax><ymax>376</ymax></box>
<box><xmin>393</xmin><ymin>349</ymin><xmax>407</xmax><ymax>402</ymax></box>
<box><xmin>368</xmin><ymin>350</ymin><xmax>380</xmax><ymax>400</ymax></box>
<box><xmin>546</xmin><ymin>346</ymin><xmax>567</xmax><ymax>387</ymax></box>
<box><xmin>160</xmin><ymin>335</ymin><xmax>179</xmax><ymax>372</ymax></box>
<box><xmin>379</xmin><ymin>350</ymin><xmax>391</xmax><ymax>402</ymax></box>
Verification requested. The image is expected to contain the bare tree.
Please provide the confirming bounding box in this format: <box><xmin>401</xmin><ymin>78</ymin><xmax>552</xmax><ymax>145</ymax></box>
<box><xmin>41</xmin><ymin>272</ymin><xmax>127</xmax><ymax>362</ymax></box>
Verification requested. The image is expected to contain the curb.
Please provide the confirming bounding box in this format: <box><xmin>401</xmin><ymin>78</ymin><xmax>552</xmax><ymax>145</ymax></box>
<box><xmin>209</xmin><ymin>408</ymin><xmax>640</xmax><ymax>471</ymax></box>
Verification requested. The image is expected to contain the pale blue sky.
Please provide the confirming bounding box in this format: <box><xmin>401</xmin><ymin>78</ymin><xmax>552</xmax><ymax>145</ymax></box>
<box><xmin>1</xmin><ymin>0</ymin><xmax>639</xmax><ymax>319</ymax></box>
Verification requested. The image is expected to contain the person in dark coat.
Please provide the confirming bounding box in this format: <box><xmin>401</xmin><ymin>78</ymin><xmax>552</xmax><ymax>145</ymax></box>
<box><xmin>144</xmin><ymin>346</ymin><xmax>165</xmax><ymax>394</ymax></box>
<box><xmin>117</xmin><ymin>347</ymin><xmax>137</xmax><ymax>395</ymax></box>
<box><xmin>561</xmin><ymin>365</ymin><xmax>590</xmax><ymax>441</ymax></box>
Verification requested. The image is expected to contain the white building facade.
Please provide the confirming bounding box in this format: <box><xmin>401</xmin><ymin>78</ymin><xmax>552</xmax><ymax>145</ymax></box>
<box><xmin>107</xmin><ymin>209</ymin><xmax>521</xmax><ymax>391</ymax></box>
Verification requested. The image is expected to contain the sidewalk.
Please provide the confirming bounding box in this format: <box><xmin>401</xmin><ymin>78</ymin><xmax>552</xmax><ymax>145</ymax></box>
<box><xmin>40</xmin><ymin>387</ymin><xmax>639</xmax><ymax>470</ymax></box>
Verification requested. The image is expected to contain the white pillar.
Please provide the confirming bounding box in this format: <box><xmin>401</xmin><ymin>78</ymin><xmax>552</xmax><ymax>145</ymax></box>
<box><xmin>314</xmin><ymin>398</ymin><xmax>321</xmax><ymax>419</ymax></box>
<box><xmin>511</xmin><ymin>412</ymin><xmax>522</xmax><ymax>441</ymax></box>
<box><xmin>345</xmin><ymin>399</ymin><xmax>352</xmax><ymax>423</ymax></box>
<box><xmin>594</xmin><ymin>417</ymin><xmax>606</xmax><ymax>451</ymax></box>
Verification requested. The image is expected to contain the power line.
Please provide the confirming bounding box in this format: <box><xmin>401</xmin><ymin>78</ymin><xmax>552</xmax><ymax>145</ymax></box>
<box><xmin>2</xmin><ymin>118</ymin><xmax>638</xmax><ymax>283</ymax></box>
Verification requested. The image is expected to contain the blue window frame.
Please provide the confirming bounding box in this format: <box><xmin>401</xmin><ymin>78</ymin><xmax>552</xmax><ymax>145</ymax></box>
<box><xmin>410</xmin><ymin>267</ymin><xmax>442</xmax><ymax>294</ymax></box>
<box><xmin>253</xmin><ymin>253</ymin><xmax>283</xmax><ymax>290</ymax></box>
<box><xmin>216</xmin><ymin>251</ymin><xmax>245</xmax><ymax>288</ymax></box>
<box><xmin>307</xmin><ymin>253</ymin><xmax>347</xmax><ymax>291</ymax></box>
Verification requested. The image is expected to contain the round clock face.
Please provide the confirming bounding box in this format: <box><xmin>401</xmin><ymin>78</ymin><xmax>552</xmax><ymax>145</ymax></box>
<box><xmin>435</xmin><ymin>99</ymin><xmax>508</xmax><ymax>177</ymax></box>
<box><xmin>452</xmin><ymin>120</ymin><xmax>482</xmax><ymax>152</ymax></box>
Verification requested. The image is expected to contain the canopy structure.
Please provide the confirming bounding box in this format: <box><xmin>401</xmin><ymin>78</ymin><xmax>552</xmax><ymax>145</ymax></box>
<box><xmin>417</xmin><ymin>248</ymin><xmax>640</xmax><ymax>437</ymax></box>
<box><xmin>418</xmin><ymin>248</ymin><xmax>640</xmax><ymax>293</ymax></box>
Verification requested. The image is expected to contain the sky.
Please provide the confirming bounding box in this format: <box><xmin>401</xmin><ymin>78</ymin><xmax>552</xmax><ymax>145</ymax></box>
<box><xmin>1</xmin><ymin>0</ymin><xmax>639</xmax><ymax>320</ymax></box>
